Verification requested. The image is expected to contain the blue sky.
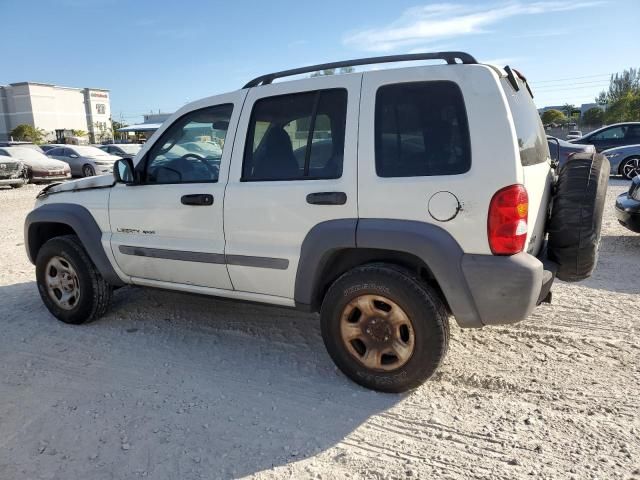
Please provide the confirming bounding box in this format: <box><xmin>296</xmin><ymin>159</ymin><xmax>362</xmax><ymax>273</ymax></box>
<box><xmin>1</xmin><ymin>0</ymin><xmax>638</xmax><ymax>123</ymax></box>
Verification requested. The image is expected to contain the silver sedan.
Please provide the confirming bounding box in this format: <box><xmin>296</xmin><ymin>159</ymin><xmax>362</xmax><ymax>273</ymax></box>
<box><xmin>47</xmin><ymin>145</ymin><xmax>121</xmax><ymax>177</ymax></box>
<box><xmin>602</xmin><ymin>144</ymin><xmax>640</xmax><ymax>179</ymax></box>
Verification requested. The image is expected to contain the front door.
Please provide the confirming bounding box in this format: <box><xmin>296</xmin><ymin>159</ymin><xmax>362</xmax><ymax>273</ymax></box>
<box><xmin>109</xmin><ymin>94</ymin><xmax>245</xmax><ymax>289</ymax></box>
<box><xmin>223</xmin><ymin>75</ymin><xmax>361</xmax><ymax>299</ymax></box>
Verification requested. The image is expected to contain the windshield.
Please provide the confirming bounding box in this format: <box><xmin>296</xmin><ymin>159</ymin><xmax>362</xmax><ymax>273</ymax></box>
<box><xmin>8</xmin><ymin>147</ymin><xmax>49</xmax><ymax>161</ymax></box>
<box><xmin>73</xmin><ymin>146</ymin><xmax>114</xmax><ymax>157</ymax></box>
<box><xmin>115</xmin><ymin>144</ymin><xmax>142</xmax><ymax>155</ymax></box>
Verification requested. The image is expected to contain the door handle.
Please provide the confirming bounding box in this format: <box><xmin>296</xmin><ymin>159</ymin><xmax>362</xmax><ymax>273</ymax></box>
<box><xmin>306</xmin><ymin>192</ymin><xmax>347</xmax><ymax>205</ymax></box>
<box><xmin>181</xmin><ymin>194</ymin><xmax>214</xmax><ymax>206</ymax></box>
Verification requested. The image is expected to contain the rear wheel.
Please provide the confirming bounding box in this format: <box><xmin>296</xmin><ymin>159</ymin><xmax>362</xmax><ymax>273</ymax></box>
<box><xmin>10</xmin><ymin>178</ymin><xmax>27</xmax><ymax>188</ymax></box>
<box><xmin>82</xmin><ymin>164</ymin><xmax>95</xmax><ymax>177</ymax></box>
<box><xmin>320</xmin><ymin>264</ymin><xmax>449</xmax><ymax>393</ymax></box>
<box><xmin>35</xmin><ymin>235</ymin><xmax>112</xmax><ymax>324</ymax></box>
<box><xmin>620</xmin><ymin>156</ymin><xmax>640</xmax><ymax>180</ymax></box>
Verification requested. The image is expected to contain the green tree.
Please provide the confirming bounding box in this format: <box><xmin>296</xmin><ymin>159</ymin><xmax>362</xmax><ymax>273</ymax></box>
<box><xmin>604</xmin><ymin>91</ymin><xmax>640</xmax><ymax>123</ymax></box>
<box><xmin>71</xmin><ymin>129</ymin><xmax>88</xmax><ymax>137</ymax></box>
<box><xmin>541</xmin><ymin>109</ymin><xmax>566</xmax><ymax>125</ymax></box>
<box><xmin>562</xmin><ymin>103</ymin><xmax>579</xmax><ymax>119</ymax></box>
<box><xmin>596</xmin><ymin>67</ymin><xmax>640</xmax><ymax>123</ymax></box>
<box><xmin>597</xmin><ymin>68</ymin><xmax>640</xmax><ymax>104</ymax></box>
<box><xmin>9</xmin><ymin>124</ymin><xmax>46</xmax><ymax>143</ymax></box>
<box><xmin>581</xmin><ymin>107</ymin><xmax>604</xmax><ymax>126</ymax></box>
<box><xmin>111</xmin><ymin>119</ymin><xmax>128</xmax><ymax>141</ymax></box>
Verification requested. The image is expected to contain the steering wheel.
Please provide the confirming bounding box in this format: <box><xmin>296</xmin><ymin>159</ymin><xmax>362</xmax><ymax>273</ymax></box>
<box><xmin>179</xmin><ymin>153</ymin><xmax>219</xmax><ymax>178</ymax></box>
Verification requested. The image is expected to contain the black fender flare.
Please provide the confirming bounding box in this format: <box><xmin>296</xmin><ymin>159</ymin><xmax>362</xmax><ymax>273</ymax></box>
<box><xmin>294</xmin><ymin>218</ymin><xmax>482</xmax><ymax>327</ymax></box>
<box><xmin>24</xmin><ymin>203</ymin><xmax>125</xmax><ymax>286</ymax></box>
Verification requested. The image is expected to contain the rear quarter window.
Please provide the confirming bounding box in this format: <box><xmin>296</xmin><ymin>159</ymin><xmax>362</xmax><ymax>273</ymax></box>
<box><xmin>375</xmin><ymin>81</ymin><xmax>471</xmax><ymax>177</ymax></box>
<box><xmin>502</xmin><ymin>80</ymin><xmax>550</xmax><ymax>166</ymax></box>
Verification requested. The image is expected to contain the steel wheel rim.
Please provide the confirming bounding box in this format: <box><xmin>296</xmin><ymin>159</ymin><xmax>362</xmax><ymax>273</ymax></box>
<box><xmin>340</xmin><ymin>294</ymin><xmax>415</xmax><ymax>372</ymax></box>
<box><xmin>623</xmin><ymin>158</ymin><xmax>640</xmax><ymax>179</ymax></box>
<box><xmin>83</xmin><ymin>165</ymin><xmax>94</xmax><ymax>177</ymax></box>
<box><xmin>45</xmin><ymin>256</ymin><xmax>80</xmax><ymax>310</ymax></box>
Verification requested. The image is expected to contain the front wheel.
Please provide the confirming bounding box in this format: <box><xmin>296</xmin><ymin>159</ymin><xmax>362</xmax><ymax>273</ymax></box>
<box><xmin>35</xmin><ymin>235</ymin><xmax>112</xmax><ymax>324</ymax></box>
<box><xmin>620</xmin><ymin>157</ymin><xmax>640</xmax><ymax>180</ymax></box>
<box><xmin>82</xmin><ymin>164</ymin><xmax>95</xmax><ymax>177</ymax></box>
<box><xmin>320</xmin><ymin>264</ymin><xmax>449</xmax><ymax>393</ymax></box>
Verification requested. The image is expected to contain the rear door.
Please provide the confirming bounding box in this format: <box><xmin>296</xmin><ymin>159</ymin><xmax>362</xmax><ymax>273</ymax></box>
<box><xmin>223</xmin><ymin>74</ymin><xmax>360</xmax><ymax>299</ymax></box>
<box><xmin>501</xmin><ymin>77</ymin><xmax>553</xmax><ymax>255</ymax></box>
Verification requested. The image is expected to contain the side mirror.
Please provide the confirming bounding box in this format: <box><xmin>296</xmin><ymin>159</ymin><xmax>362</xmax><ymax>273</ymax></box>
<box><xmin>114</xmin><ymin>158</ymin><xmax>135</xmax><ymax>184</ymax></box>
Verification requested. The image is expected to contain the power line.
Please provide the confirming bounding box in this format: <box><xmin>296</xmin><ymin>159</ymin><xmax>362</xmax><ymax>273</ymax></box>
<box><xmin>531</xmin><ymin>79</ymin><xmax>611</xmax><ymax>88</ymax></box>
<box><xmin>531</xmin><ymin>72</ymin><xmax>613</xmax><ymax>84</ymax></box>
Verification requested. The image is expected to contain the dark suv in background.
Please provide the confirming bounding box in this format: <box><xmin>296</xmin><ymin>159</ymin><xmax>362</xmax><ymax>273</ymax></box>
<box><xmin>570</xmin><ymin>122</ymin><xmax>640</xmax><ymax>152</ymax></box>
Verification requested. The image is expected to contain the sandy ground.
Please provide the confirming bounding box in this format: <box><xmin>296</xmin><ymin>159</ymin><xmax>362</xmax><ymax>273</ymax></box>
<box><xmin>0</xmin><ymin>179</ymin><xmax>638</xmax><ymax>480</ymax></box>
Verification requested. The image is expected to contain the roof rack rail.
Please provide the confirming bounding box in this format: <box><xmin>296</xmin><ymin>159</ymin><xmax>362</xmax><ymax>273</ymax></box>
<box><xmin>243</xmin><ymin>51</ymin><xmax>477</xmax><ymax>88</ymax></box>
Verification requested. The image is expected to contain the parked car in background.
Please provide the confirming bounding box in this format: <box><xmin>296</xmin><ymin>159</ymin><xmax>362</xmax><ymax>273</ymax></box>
<box><xmin>47</xmin><ymin>145</ymin><xmax>120</xmax><ymax>177</ymax></box>
<box><xmin>98</xmin><ymin>143</ymin><xmax>143</xmax><ymax>161</ymax></box>
<box><xmin>569</xmin><ymin>122</ymin><xmax>640</xmax><ymax>152</ymax></box>
<box><xmin>601</xmin><ymin>144</ymin><xmax>640</xmax><ymax>180</ymax></box>
<box><xmin>566</xmin><ymin>130</ymin><xmax>582</xmax><ymax>140</ymax></box>
<box><xmin>547</xmin><ymin>136</ymin><xmax>595</xmax><ymax>167</ymax></box>
<box><xmin>615</xmin><ymin>176</ymin><xmax>640</xmax><ymax>233</ymax></box>
<box><xmin>0</xmin><ymin>154</ymin><xmax>28</xmax><ymax>188</ymax></box>
<box><xmin>41</xmin><ymin>144</ymin><xmax>65</xmax><ymax>153</ymax></box>
<box><xmin>0</xmin><ymin>141</ymin><xmax>45</xmax><ymax>153</ymax></box>
<box><xmin>0</xmin><ymin>147</ymin><xmax>70</xmax><ymax>183</ymax></box>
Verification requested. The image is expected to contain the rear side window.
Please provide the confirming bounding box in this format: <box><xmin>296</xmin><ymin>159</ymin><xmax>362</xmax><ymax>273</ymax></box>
<box><xmin>502</xmin><ymin>80</ymin><xmax>550</xmax><ymax>166</ymax></box>
<box><xmin>242</xmin><ymin>89</ymin><xmax>347</xmax><ymax>181</ymax></box>
<box><xmin>375</xmin><ymin>81</ymin><xmax>471</xmax><ymax>177</ymax></box>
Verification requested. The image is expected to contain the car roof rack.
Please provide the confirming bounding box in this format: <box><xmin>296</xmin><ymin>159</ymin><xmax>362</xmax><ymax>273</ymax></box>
<box><xmin>243</xmin><ymin>51</ymin><xmax>477</xmax><ymax>88</ymax></box>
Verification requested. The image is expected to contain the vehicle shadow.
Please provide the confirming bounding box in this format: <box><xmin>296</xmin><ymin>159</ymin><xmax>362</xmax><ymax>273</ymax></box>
<box><xmin>578</xmin><ymin>234</ymin><xmax>640</xmax><ymax>294</ymax></box>
<box><xmin>0</xmin><ymin>281</ymin><xmax>400</xmax><ymax>480</ymax></box>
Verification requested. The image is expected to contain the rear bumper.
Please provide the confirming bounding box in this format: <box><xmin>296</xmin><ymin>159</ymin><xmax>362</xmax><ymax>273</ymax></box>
<box><xmin>615</xmin><ymin>193</ymin><xmax>640</xmax><ymax>233</ymax></box>
<box><xmin>460</xmin><ymin>251</ymin><xmax>557</xmax><ymax>327</ymax></box>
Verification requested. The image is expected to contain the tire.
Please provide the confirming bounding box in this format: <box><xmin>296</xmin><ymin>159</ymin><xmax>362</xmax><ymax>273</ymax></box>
<box><xmin>10</xmin><ymin>179</ymin><xmax>26</xmax><ymax>188</ymax></box>
<box><xmin>82</xmin><ymin>164</ymin><xmax>95</xmax><ymax>177</ymax></box>
<box><xmin>35</xmin><ymin>235</ymin><xmax>112</xmax><ymax>324</ymax></box>
<box><xmin>620</xmin><ymin>156</ymin><xmax>640</xmax><ymax>180</ymax></box>
<box><xmin>320</xmin><ymin>263</ymin><xmax>449</xmax><ymax>393</ymax></box>
<box><xmin>547</xmin><ymin>152</ymin><xmax>610</xmax><ymax>282</ymax></box>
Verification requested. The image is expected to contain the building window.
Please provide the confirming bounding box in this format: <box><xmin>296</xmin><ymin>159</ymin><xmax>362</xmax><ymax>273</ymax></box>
<box><xmin>96</xmin><ymin>103</ymin><xmax>106</xmax><ymax>115</ymax></box>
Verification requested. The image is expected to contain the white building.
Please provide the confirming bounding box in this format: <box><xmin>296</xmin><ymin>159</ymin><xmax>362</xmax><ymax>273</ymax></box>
<box><xmin>0</xmin><ymin>82</ymin><xmax>112</xmax><ymax>143</ymax></box>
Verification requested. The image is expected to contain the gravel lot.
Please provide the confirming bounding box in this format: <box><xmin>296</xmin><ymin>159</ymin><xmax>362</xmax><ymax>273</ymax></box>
<box><xmin>0</xmin><ymin>180</ymin><xmax>638</xmax><ymax>480</ymax></box>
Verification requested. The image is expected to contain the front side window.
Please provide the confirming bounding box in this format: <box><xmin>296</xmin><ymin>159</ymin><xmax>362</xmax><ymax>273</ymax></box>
<box><xmin>242</xmin><ymin>89</ymin><xmax>347</xmax><ymax>181</ymax></box>
<box><xmin>143</xmin><ymin>104</ymin><xmax>233</xmax><ymax>184</ymax></box>
<box><xmin>592</xmin><ymin>126</ymin><xmax>625</xmax><ymax>140</ymax></box>
<box><xmin>375</xmin><ymin>81</ymin><xmax>471</xmax><ymax>177</ymax></box>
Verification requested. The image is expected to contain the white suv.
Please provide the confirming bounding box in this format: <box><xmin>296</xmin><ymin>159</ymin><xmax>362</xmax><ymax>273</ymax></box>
<box><xmin>25</xmin><ymin>52</ymin><xmax>609</xmax><ymax>392</ymax></box>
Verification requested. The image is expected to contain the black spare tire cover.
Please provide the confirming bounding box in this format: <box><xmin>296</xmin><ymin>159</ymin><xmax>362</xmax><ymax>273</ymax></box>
<box><xmin>547</xmin><ymin>152</ymin><xmax>610</xmax><ymax>282</ymax></box>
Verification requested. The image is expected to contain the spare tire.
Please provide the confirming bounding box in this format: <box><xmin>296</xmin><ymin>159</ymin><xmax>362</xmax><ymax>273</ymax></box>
<box><xmin>547</xmin><ymin>152</ymin><xmax>610</xmax><ymax>282</ymax></box>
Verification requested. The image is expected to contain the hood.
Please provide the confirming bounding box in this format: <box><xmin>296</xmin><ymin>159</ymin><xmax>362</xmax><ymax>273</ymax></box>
<box><xmin>39</xmin><ymin>174</ymin><xmax>114</xmax><ymax>197</ymax></box>
<box><xmin>22</xmin><ymin>155</ymin><xmax>69</xmax><ymax>170</ymax></box>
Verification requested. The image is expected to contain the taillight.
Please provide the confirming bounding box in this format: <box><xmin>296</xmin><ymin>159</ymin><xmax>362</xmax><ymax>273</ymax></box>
<box><xmin>488</xmin><ymin>184</ymin><xmax>529</xmax><ymax>255</ymax></box>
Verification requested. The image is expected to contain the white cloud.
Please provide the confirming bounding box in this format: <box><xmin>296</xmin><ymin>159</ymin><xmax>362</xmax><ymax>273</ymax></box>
<box><xmin>343</xmin><ymin>1</ymin><xmax>603</xmax><ymax>52</ymax></box>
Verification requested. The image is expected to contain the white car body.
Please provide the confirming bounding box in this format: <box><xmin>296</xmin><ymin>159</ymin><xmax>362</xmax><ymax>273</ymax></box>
<box><xmin>566</xmin><ymin>130</ymin><xmax>583</xmax><ymax>140</ymax></box>
<box><xmin>30</xmin><ymin>56</ymin><xmax>553</xmax><ymax>325</ymax></box>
